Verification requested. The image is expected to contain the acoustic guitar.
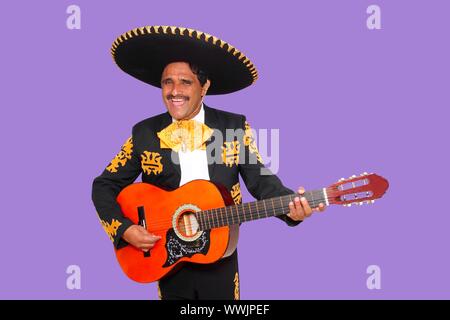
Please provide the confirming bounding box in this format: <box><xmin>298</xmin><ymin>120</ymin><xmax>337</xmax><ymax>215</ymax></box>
<box><xmin>115</xmin><ymin>173</ymin><xmax>389</xmax><ymax>283</ymax></box>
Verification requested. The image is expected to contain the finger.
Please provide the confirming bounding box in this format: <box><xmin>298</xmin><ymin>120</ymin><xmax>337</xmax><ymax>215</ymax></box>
<box><xmin>294</xmin><ymin>196</ymin><xmax>303</xmax><ymax>212</ymax></box>
<box><xmin>312</xmin><ymin>203</ymin><xmax>326</xmax><ymax>212</ymax></box>
<box><xmin>142</xmin><ymin>234</ymin><xmax>162</xmax><ymax>244</ymax></box>
<box><xmin>288</xmin><ymin>200</ymin><xmax>304</xmax><ymax>221</ymax></box>
<box><xmin>139</xmin><ymin>226</ymin><xmax>161</xmax><ymax>237</ymax></box>
<box><xmin>293</xmin><ymin>197</ymin><xmax>305</xmax><ymax>220</ymax></box>
<box><xmin>318</xmin><ymin>203</ymin><xmax>326</xmax><ymax>212</ymax></box>
<box><xmin>300</xmin><ymin>197</ymin><xmax>312</xmax><ymax>217</ymax></box>
<box><xmin>140</xmin><ymin>243</ymin><xmax>154</xmax><ymax>251</ymax></box>
<box><xmin>288</xmin><ymin>200</ymin><xmax>295</xmax><ymax>218</ymax></box>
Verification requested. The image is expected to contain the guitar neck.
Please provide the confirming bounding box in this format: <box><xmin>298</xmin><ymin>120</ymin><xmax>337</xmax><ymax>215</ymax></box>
<box><xmin>195</xmin><ymin>188</ymin><xmax>329</xmax><ymax>231</ymax></box>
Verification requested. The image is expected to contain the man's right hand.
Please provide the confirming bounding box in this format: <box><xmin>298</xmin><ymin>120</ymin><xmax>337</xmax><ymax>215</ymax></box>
<box><xmin>122</xmin><ymin>225</ymin><xmax>161</xmax><ymax>252</ymax></box>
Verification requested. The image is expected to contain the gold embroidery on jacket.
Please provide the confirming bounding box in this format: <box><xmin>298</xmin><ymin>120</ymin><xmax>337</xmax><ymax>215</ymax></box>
<box><xmin>222</xmin><ymin>141</ymin><xmax>240</xmax><ymax>167</ymax></box>
<box><xmin>106</xmin><ymin>137</ymin><xmax>133</xmax><ymax>173</ymax></box>
<box><xmin>231</xmin><ymin>183</ymin><xmax>242</xmax><ymax>204</ymax></box>
<box><xmin>243</xmin><ymin>121</ymin><xmax>263</xmax><ymax>164</ymax></box>
<box><xmin>141</xmin><ymin>151</ymin><xmax>163</xmax><ymax>175</ymax></box>
<box><xmin>157</xmin><ymin>282</ymin><xmax>162</xmax><ymax>300</ymax></box>
<box><xmin>100</xmin><ymin>219</ymin><xmax>122</xmax><ymax>242</ymax></box>
<box><xmin>234</xmin><ymin>272</ymin><xmax>240</xmax><ymax>300</ymax></box>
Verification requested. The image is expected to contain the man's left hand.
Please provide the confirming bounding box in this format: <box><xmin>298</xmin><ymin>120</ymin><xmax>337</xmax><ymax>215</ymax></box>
<box><xmin>287</xmin><ymin>186</ymin><xmax>326</xmax><ymax>221</ymax></box>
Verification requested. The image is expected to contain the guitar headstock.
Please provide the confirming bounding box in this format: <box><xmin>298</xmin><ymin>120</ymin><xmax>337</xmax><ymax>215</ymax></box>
<box><xmin>326</xmin><ymin>173</ymin><xmax>389</xmax><ymax>207</ymax></box>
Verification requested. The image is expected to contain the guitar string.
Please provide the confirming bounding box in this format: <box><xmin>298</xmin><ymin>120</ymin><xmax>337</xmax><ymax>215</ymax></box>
<box><xmin>133</xmin><ymin>192</ymin><xmax>372</xmax><ymax>232</ymax></box>
<box><xmin>137</xmin><ymin>193</ymin><xmax>375</xmax><ymax>233</ymax></box>
<box><xmin>140</xmin><ymin>194</ymin><xmax>372</xmax><ymax>232</ymax></box>
<box><xmin>123</xmin><ymin>181</ymin><xmax>374</xmax><ymax>229</ymax></box>
<box><xmin>140</xmin><ymin>196</ymin><xmax>330</xmax><ymax>228</ymax></box>
<box><xmin>138</xmin><ymin>197</ymin><xmax>336</xmax><ymax>232</ymax></box>
<box><xmin>136</xmin><ymin>191</ymin><xmax>335</xmax><ymax>228</ymax></box>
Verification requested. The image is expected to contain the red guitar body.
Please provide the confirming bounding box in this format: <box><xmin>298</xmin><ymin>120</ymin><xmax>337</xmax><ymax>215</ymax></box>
<box><xmin>115</xmin><ymin>180</ymin><xmax>239</xmax><ymax>283</ymax></box>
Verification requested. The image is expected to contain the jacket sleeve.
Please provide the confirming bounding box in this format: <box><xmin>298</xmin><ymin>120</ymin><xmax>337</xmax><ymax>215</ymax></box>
<box><xmin>91</xmin><ymin>129</ymin><xmax>142</xmax><ymax>248</ymax></box>
<box><xmin>238</xmin><ymin>116</ymin><xmax>301</xmax><ymax>227</ymax></box>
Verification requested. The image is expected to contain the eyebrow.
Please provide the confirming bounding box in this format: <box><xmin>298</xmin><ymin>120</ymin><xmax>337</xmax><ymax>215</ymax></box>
<box><xmin>161</xmin><ymin>76</ymin><xmax>194</xmax><ymax>83</ymax></box>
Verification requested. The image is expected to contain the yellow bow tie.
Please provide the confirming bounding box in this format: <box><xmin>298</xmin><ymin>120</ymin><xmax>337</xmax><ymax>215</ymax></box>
<box><xmin>157</xmin><ymin>120</ymin><xmax>214</xmax><ymax>152</ymax></box>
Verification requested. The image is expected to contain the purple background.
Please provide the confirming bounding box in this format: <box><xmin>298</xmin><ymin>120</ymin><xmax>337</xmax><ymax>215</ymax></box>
<box><xmin>1</xmin><ymin>0</ymin><xmax>449</xmax><ymax>299</ymax></box>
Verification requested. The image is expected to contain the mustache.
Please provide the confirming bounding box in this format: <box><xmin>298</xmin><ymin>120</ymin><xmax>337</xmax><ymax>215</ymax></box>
<box><xmin>166</xmin><ymin>95</ymin><xmax>189</xmax><ymax>101</ymax></box>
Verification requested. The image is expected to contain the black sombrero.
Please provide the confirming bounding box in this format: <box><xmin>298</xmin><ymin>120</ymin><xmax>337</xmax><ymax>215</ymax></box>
<box><xmin>111</xmin><ymin>26</ymin><xmax>258</xmax><ymax>95</ymax></box>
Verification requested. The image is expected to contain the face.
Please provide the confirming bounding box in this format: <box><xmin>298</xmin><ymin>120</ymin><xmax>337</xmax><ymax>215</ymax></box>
<box><xmin>161</xmin><ymin>62</ymin><xmax>210</xmax><ymax>120</ymax></box>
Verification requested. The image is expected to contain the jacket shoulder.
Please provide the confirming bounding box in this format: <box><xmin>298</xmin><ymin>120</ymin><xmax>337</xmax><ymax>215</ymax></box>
<box><xmin>132</xmin><ymin>112</ymin><xmax>169</xmax><ymax>133</ymax></box>
<box><xmin>207</xmin><ymin>106</ymin><xmax>245</xmax><ymax>120</ymax></box>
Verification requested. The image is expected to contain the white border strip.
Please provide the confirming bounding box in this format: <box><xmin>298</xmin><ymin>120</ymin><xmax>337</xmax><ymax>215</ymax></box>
<box><xmin>322</xmin><ymin>188</ymin><xmax>330</xmax><ymax>206</ymax></box>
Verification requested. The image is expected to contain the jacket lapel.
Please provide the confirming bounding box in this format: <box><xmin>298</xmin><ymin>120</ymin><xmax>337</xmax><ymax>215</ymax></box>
<box><xmin>204</xmin><ymin>105</ymin><xmax>221</xmax><ymax>182</ymax></box>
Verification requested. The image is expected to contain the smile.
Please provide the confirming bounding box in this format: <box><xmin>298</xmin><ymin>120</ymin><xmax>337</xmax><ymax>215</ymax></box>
<box><xmin>170</xmin><ymin>98</ymin><xmax>187</xmax><ymax>107</ymax></box>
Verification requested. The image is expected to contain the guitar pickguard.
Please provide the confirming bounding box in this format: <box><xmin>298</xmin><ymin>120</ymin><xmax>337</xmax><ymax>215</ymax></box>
<box><xmin>163</xmin><ymin>229</ymin><xmax>211</xmax><ymax>267</ymax></box>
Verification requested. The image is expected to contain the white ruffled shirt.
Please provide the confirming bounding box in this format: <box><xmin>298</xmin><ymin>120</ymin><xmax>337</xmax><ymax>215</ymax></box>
<box><xmin>173</xmin><ymin>104</ymin><xmax>211</xmax><ymax>186</ymax></box>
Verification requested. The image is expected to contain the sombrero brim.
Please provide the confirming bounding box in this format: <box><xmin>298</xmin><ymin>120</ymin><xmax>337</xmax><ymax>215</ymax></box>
<box><xmin>111</xmin><ymin>26</ymin><xmax>258</xmax><ymax>95</ymax></box>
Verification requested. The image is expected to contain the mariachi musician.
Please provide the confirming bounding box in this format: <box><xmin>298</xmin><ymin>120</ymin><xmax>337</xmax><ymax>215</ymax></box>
<box><xmin>92</xmin><ymin>25</ymin><xmax>326</xmax><ymax>300</ymax></box>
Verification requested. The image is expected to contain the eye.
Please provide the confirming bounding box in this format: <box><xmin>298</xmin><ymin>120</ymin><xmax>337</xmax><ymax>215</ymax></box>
<box><xmin>162</xmin><ymin>79</ymin><xmax>172</xmax><ymax>85</ymax></box>
<box><xmin>181</xmin><ymin>79</ymin><xmax>192</xmax><ymax>85</ymax></box>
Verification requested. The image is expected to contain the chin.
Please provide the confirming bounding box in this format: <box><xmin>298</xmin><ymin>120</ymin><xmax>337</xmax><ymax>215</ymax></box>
<box><xmin>169</xmin><ymin>110</ymin><xmax>185</xmax><ymax>120</ymax></box>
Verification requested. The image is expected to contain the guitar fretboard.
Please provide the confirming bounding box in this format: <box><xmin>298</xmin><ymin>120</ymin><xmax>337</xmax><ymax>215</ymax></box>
<box><xmin>195</xmin><ymin>189</ymin><xmax>328</xmax><ymax>231</ymax></box>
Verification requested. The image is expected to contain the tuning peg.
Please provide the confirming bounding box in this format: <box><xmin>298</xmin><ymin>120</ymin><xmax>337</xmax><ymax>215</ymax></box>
<box><xmin>359</xmin><ymin>202</ymin><xmax>364</xmax><ymax>206</ymax></box>
<box><xmin>351</xmin><ymin>175</ymin><xmax>357</xmax><ymax>179</ymax></box>
<box><xmin>363</xmin><ymin>172</ymin><xmax>368</xmax><ymax>175</ymax></box>
<box><xmin>339</xmin><ymin>177</ymin><xmax>345</xmax><ymax>182</ymax></box>
<box><xmin>371</xmin><ymin>200</ymin><xmax>375</xmax><ymax>204</ymax></box>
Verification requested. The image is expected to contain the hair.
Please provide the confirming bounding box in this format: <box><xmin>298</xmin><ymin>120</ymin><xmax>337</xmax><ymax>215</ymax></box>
<box><xmin>188</xmin><ymin>62</ymin><xmax>209</xmax><ymax>87</ymax></box>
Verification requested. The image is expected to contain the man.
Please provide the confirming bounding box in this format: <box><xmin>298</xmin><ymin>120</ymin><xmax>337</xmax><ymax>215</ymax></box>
<box><xmin>92</xmin><ymin>26</ymin><xmax>325</xmax><ymax>300</ymax></box>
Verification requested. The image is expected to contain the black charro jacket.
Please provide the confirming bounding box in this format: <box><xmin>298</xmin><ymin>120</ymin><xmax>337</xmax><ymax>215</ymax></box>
<box><xmin>92</xmin><ymin>105</ymin><xmax>300</xmax><ymax>248</ymax></box>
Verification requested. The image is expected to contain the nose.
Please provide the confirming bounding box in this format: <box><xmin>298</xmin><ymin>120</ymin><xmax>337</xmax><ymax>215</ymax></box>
<box><xmin>170</xmin><ymin>82</ymin><xmax>182</xmax><ymax>97</ymax></box>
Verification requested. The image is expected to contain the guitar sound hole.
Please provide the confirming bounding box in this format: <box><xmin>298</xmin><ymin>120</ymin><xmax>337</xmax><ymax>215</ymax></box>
<box><xmin>176</xmin><ymin>211</ymin><xmax>200</xmax><ymax>239</ymax></box>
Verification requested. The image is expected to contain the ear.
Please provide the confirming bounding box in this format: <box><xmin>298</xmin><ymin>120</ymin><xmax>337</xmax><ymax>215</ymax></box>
<box><xmin>201</xmin><ymin>79</ymin><xmax>211</xmax><ymax>97</ymax></box>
